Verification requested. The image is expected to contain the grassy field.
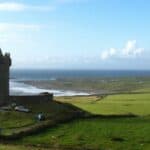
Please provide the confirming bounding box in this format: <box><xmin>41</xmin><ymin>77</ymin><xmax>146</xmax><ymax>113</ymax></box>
<box><xmin>0</xmin><ymin>81</ymin><xmax>150</xmax><ymax>149</ymax></box>
<box><xmin>18</xmin><ymin>117</ymin><xmax>150</xmax><ymax>150</ymax></box>
<box><xmin>9</xmin><ymin>92</ymin><xmax>149</xmax><ymax>150</ymax></box>
<box><xmin>56</xmin><ymin>93</ymin><xmax>150</xmax><ymax>116</ymax></box>
<box><xmin>0</xmin><ymin>100</ymin><xmax>85</xmax><ymax>136</ymax></box>
<box><xmin>0</xmin><ymin>144</ymin><xmax>51</xmax><ymax>150</ymax></box>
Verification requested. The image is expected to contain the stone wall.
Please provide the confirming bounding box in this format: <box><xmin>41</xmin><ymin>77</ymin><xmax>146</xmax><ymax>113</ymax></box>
<box><xmin>9</xmin><ymin>94</ymin><xmax>53</xmax><ymax>105</ymax></box>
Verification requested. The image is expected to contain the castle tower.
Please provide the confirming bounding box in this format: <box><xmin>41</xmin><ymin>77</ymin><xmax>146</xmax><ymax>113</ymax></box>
<box><xmin>0</xmin><ymin>49</ymin><xmax>11</xmax><ymax>105</ymax></box>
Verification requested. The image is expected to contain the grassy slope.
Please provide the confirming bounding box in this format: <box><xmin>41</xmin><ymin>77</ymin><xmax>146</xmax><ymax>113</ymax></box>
<box><xmin>56</xmin><ymin>93</ymin><xmax>150</xmax><ymax>115</ymax></box>
<box><xmin>14</xmin><ymin>92</ymin><xmax>150</xmax><ymax>150</ymax></box>
<box><xmin>0</xmin><ymin>87</ymin><xmax>150</xmax><ymax>149</ymax></box>
<box><xmin>19</xmin><ymin>117</ymin><xmax>150</xmax><ymax>150</ymax></box>
<box><xmin>0</xmin><ymin>100</ymin><xmax>85</xmax><ymax>136</ymax></box>
<box><xmin>0</xmin><ymin>144</ymin><xmax>51</xmax><ymax>150</ymax></box>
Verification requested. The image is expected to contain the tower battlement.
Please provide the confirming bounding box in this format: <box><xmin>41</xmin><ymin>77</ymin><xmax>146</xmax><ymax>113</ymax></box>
<box><xmin>0</xmin><ymin>49</ymin><xmax>11</xmax><ymax>105</ymax></box>
<box><xmin>0</xmin><ymin>49</ymin><xmax>11</xmax><ymax>66</ymax></box>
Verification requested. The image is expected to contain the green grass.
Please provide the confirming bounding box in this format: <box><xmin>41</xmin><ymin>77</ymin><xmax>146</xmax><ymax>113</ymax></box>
<box><xmin>19</xmin><ymin>117</ymin><xmax>150</xmax><ymax>150</ymax></box>
<box><xmin>15</xmin><ymin>92</ymin><xmax>150</xmax><ymax>150</ymax></box>
<box><xmin>0</xmin><ymin>144</ymin><xmax>52</xmax><ymax>150</ymax></box>
<box><xmin>0</xmin><ymin>111</ymin><xmax>34</xmax><ymax>129</ymax></box>
<box><xmin>56</xmin><ymin>93</ymin><xmax>150</xmax><ymax>115</ymax></box>
<box><xmin>0</xmin><ymin>111</ymin><xmax>35</xmax><ymax>135</ymax></box>
<box><xmin>0</xmin><ymin>101</ymin><xmax>84</xmax><ymax>136</ymax></box>
<box><xmin>0</xmin><ymin>85</ymin><xmax>150</xmax><ymax>149</ymax></box>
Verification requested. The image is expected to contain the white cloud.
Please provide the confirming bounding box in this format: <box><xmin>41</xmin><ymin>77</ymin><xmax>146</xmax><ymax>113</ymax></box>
<box><xmin>0</xmin><ymin>1</ymin><xmax>88</xmax><ymax>12</ymax></box>
<box><xmin>101</xmin><ymin>48</ymin><xmax>116</xmax><ymax>60</ymax></box>
<box><xmin>0</xmin><ymin>2</ymin><xmax>54</xmax><ymax>12</ymax></box>
<box><xmin>0</xmin><ymin>23</ymin><xmax>41</xmax><ymax>31</ymax></box>
<box><xmin>100</xmin><ymin>40</ymin><xmax>144</xmax><ymax>60</ymax></box>
<box><xmin>0</xmin><ymin>2</ymin><xmax>25</xmax><ymax>11</ymax></box>
<box><xmin>122</xmin><ymin>40</ymin><xmax>144</xmax><ymax>57</ymax></box>
<box><xmin>0</xmin><ymin>23</ymin><xmax>42</xmax><ymax>48</ymax></box>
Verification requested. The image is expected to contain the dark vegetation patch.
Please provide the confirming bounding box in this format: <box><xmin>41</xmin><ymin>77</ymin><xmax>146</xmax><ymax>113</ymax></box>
<box><xmin>90</xmin><ymin>95</ymin><xmax>107</xmax><ymax>104</ymax></box>
<box><xmin>111</xmin><ymin>137</ymin><xmax>125</xmax><ymax>142</ymax></box>
<box><xmin>124</xmin><ymin>104</ymin><xmax>131</xmax><ymax>106</ymax></box>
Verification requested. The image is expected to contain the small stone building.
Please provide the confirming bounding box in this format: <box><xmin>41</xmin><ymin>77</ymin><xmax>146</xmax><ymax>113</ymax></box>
<box><xmin>0</xmin><ymin>49</ymin><xmax>11</xmax><ymax>105</ymax></box>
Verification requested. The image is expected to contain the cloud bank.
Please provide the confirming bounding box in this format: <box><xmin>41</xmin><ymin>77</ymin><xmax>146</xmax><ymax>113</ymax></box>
<box><xmin>100</xmin><ymin>40</ymin><xmax>144</xmax><ymax>60</ymax></box>
<box><xmin>0</xmin><ymin>2</ymin><xmax>54</xmax><ymax>11</ymax></box>
<box><xmin>0</xmin><ymin>0</ymin><xmax>88</xmax><ymax>12</ymax></box>
<box><xmin>0</xmin><ymin>23</ymin><xmax>41</xmax><ymax>31</ymax></box>
<box><xmin>122</xmin><ymin>40</ymin><xmax>144</xmax><ymax>57</ymax></box>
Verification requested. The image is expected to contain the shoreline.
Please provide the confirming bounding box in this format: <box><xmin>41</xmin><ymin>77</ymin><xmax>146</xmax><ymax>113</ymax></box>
<box><xmin>10</xmin><ymin>80</ymin><xmax>93</xmax><ymax>96</ymax></box>
<box><xmin>10</xmin><ymin>76</ymin><xmax>150</xmax><ymax>97</ymax></box>
<box><xmin>19</xmin><ymin>80</ymin><xmax>109</xmax><ymax>94</ymax></box>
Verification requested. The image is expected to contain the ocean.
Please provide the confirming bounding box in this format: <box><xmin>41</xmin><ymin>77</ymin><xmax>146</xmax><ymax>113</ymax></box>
<box><xmin>10</xmin><ymin>69</ymin><xmax>150</xmax><ymax>80</ymax></box>
<box><xmin>10</xmin><ymin>69</ymin><xmax>150</xmax><ymax>96</ymax></box>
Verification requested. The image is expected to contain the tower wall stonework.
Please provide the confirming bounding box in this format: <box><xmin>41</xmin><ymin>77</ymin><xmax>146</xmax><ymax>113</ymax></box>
<box><xmin>0</xmin><ymin>50</ymin><xmax>11</xmax><ymax>105</ymax></box>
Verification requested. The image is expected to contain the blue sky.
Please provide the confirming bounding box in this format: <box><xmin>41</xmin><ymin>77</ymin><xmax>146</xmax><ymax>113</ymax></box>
<box><xmin>0</xmin><ymin>0</ymin><xmax>149</xmax><ymax>69</ymax></box>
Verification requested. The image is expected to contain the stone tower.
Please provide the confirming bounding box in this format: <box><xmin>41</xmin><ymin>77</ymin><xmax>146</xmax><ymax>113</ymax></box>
<box><xmin>0</xmin><ymin>49</ymin><xmax>11</xmax><ymax>105</ymax></box>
